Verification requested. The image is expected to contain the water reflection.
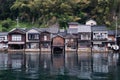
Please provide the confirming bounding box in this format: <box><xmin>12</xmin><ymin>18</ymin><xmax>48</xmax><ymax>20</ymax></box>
<box><xmin>78</xmin><ymin>53</ymin><xmax>91</xmax><ymax>79</ymax></box>
<box><xmin>0</xmin><ymin>52</ymin><xmax>119</xmax><ymax>80</ymax></box>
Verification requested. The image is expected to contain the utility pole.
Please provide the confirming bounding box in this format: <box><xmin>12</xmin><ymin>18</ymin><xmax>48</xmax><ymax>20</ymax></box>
<box><xmin>115</xmin><ymin>16</ymin><xmax>118</xmax><ymax>45</ymax></box>
<box><xmin>113</xmin><ymin>15</ymin><xmax>119</xmax><ymax>51</ymax></box>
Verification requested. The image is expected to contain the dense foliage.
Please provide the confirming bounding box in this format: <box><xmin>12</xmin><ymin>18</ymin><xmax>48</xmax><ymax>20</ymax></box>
<box><xmin>0</xmin><ymin>0</ymin><xmax>120</xmax><ymax>31</ymax></box>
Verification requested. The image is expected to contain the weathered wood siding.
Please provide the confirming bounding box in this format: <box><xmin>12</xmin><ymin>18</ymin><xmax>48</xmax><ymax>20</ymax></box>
<box><xmin>52</xmin><ymin>36</ymin><xmax>64</xmax><ymax>46</ymax></box>
<box><xmin>40</xmin><ymin>32</ymin><xmax>51</xmax><ymax>41</ymax></box>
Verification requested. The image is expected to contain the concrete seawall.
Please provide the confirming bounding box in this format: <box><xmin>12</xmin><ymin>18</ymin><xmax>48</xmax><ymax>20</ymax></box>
<box><xmin>5</xmin><ymin>49</ymin><xmax>113</xmax><ymax>53</ymax></box>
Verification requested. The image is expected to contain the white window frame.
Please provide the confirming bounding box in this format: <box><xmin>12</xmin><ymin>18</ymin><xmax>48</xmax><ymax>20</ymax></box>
<box><xmin>12</xmin><ymin>35</ymin><xmax>22</xmax><ymax>41</ymax></box>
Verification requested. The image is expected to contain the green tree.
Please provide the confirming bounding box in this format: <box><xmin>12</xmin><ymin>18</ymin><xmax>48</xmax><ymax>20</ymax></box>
<box><xmin>11</xmin><ymin>0</ymin><xmax>39</xmax><ymax>23</ymax></box>
<box><xmin>0</xmin><ymin>0</ymin><xmax>119</xmax><ymax>29</ymax></box>
<box><xmin>0</xmin><ymin>0</ymin><xmax>16</xmax><ymax>20</ymax></box>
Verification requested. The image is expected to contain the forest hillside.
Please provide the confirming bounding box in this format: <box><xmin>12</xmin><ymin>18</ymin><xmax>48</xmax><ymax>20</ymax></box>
<box><xmin>0</xmin><ymin>0</ymin><xmax>120</xmax><ymax>31</ymax></box>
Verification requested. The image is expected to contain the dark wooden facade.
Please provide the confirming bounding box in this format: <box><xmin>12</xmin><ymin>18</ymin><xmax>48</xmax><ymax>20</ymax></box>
<box><xmin>52</xmin><ymin>35</ymin><xmax>65</xmax><ymax>53</ymax></box>
<box><xmin>65</xmin><ymin>34</ymin><xmax>78</xmax><ymax>51</ymax></box>
<box><xmin>52</xmin><ymin>36</ymin><xmax>64</xmax><ymax>47</ymax></box>
<box><xmin>40</xmin><ymin>31</ymin><xmax>51</xmax><ymax>49</ymax></box>
<box><xmin>8</xmin><ymin>28</ymin><xmax>26</xmax><ymax>49</ymax></box>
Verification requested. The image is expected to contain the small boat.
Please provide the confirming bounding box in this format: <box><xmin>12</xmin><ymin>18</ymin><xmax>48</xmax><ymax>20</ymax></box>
<box><xmin>112</xmin><ymin>44</ymin><xmax>119</xmax><ymax>52</ymax></box>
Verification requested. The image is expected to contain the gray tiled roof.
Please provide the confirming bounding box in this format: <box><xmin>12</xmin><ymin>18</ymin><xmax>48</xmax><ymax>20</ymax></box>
<box><xmin>91</xmin><ymin>26</ymin><xmax>107</xmax><ymax>31</ymax></box>
<box><xmin>0</xmin><ymin>32</ymin><xmax>8</xmax><ymax>36</ymax></box>
<box><xmin>78</xmin><ymin>25</ymin><xmax>91</xmax><ymax>32</ymax></box>
<box><xmin>67</xmin><ymin>28</ymin><xmax>78</xmax><ymax>34</ymax></box>
<box><xmin>39</xmin><ymin>28</ymin><xmax>50</xmax><ymax>32</ymax></box>
<box><xmin>68</xmin><ymin>22</ymin><xmax>80</xmax><ymax>25</ymax></box>
<box><xmin>39</xmin><ymin>27</ymin><xmax>59</xmax><ymax>33</ymax></box>
<box><xmin>108</xmin><ymin>30</ymin><xmax>115</xmax><ymax>35</ymax></box>
<box><xmin>58</xmin><ymin>29</ymin><xmax>67</xmax><ymax>37</ymax></box>
<box><xmin>117</xmin><ymin>30</ymin><xmax>120</xmax><ymax>35</ymax></box>
<box><xmin>49</xmin><ymin>27</ymin><xmax>59</xmax><ymax>33</ymax></box>
<box><xmin>65</xmin><ymin>34</ymin><xmax>77</xmax><ymax>38</ymax></box>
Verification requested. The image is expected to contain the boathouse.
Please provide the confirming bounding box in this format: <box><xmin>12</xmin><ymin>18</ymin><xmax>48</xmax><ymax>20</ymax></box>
<box><xmin>8</xmin><ymin>28</ymin><xmax>26</xmax><ymax>50</ymax></box>
<box><xmin>51</xmin><ymin>35</ymin><xmax>65</xmax><ymax>54</ymax></box>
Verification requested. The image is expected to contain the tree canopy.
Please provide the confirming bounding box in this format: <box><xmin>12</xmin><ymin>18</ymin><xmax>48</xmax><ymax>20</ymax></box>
<box><xmin>0</xmin><ymin>0</ymin><xmax>120</xmax><ymax>29</ymax></box>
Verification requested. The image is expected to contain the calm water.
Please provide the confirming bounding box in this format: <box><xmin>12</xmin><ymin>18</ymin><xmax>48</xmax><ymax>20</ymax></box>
<box><xmin>0</xmin><ymin>52</ymin><xmax>120</xmax><ymax>80</ymax></box>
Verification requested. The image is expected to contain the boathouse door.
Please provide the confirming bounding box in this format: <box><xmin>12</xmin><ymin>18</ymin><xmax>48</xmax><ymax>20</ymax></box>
<box><xmin>52</xmin><ymin>35</ymin><xmax>65</xmax><ymax>54</ymax></box>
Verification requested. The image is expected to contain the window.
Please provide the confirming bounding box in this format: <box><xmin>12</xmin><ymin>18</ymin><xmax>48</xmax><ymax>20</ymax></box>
<box><xmin>12</xmin><ymin>35</ymin><xmax>22</xmax><ymax>41</ymax></box>
<box><xmin>44</xmin><ymin>36</ymin><xmax>47</xmax><ymax>40</ymax></box>
<box><xmin>95</xmin><ymin>33</ymin><xmax>107</xmax><ymax>39</ymax></box>
<box><xmin>0</xmin><ymin>37</ymin><xmax>5</xmax><ymax>41</ymax></box>
<box><xmin>81</xmin><ymin>34</ymin><xmax>89</xmax><ymax>40</ymax></box>
<box><xmin>28</xmin><ymin>34</ymin><xmax>39</xmax><ymax>40</ymax></box>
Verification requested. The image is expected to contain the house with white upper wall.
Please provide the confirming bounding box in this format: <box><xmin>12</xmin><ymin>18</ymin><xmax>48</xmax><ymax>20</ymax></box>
<box><xmin>0</xmin><ymin>32</ymin><xmax>8</xmax><ymax>50</ymax></box>
<box><xmin>91</xmin><ymin>25</ymin><xmax>108</xmax><ymax>52</ymax></box>
<box><xmin>78</xmin><ymin>25</ymin><xmax>91</xmax><ymax>52</ymax></box>
<box><xmin>86</xmin><ymin>19</ymin><xmax>97</xmax><ymax>26</ymax></box>
<box><xmin>26</xmin><ymin>28</ymin><xmax>40</xmax><ymax>51</ymax></box>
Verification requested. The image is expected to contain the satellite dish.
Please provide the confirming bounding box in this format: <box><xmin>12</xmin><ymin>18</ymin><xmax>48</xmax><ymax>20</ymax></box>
<box><xmin>112</xmin><ymin>45</ymin><xmax>119</xmax><ymax>50</ymax></box>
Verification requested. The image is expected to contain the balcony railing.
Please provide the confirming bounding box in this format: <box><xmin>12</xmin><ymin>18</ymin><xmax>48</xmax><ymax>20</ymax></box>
<box><xmin>93</xmin><ymin>38</ymin><xmax>107</xmax><ymax>40</ymax></box>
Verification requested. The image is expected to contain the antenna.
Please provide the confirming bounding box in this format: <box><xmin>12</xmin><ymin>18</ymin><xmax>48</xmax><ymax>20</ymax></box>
<box><xmin>16</xmin><ymin>17</ymin><xmax>19</xmax><ymax>28</ymax></box>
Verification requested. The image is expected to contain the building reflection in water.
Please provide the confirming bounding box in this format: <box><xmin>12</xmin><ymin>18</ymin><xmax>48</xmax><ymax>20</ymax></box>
<box><xmin>0</xmin><ymin>52</ymin><xmax>119</xmax><ymax>79</ymax></box>
<box><xmin>0</xmin><ymin>52</ymin><xmax>8</xmax><ymax>69</ymax></box>
<box><xmin>39</xmin><ymin>53</ymin><xmax>51</xmax><ymax>70</ymax></box>
<box><xmin>78</xmin><ymin>53</ymin><xmax>91</xmax><ymax>79</ymax></box>
<box><xmin>50</xmin><ymin>53</ymin><xmax>65</xmax><ymax>75</ymax></box>
<box><xmin>65</xmin><ymin>52</ymin><xmax>79</xmax><ymax>76</ymax></box>
<box><xmin>93</xmin><ymin>53</ymin><xmax>108</xmax><ymax>73</ymax></box>
<box><xmin>7</xmin><ymin>52</ymin><xmax>25</xmax><ymax>69</ymax></box>
<box><xmin>25</xmin><ymin>52</ymin><xmax>40</xmax><ymax>70</ymax></box>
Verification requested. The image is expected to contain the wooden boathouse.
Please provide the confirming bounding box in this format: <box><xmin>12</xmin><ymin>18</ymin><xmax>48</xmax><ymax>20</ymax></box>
<box><xmin>51</xmin><ymin>35</ymin><xmax>65</xmax><ymax>54</ymax></box>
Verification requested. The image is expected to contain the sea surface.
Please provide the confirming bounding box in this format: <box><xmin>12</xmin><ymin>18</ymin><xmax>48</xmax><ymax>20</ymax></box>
<box><xmin>0</xmin><ymin>52</ymin><xmax>120</xmax><ymax>80</ymax></box>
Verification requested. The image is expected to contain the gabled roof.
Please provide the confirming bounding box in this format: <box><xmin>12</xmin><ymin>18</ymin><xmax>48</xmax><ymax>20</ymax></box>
<box><xmin>52</xmin><ymin>34</ymin><xmax>65</xmax><ymax>39</ymax></box>
<box><xmin>65</xmin><ymin>34</ymin><xmax>77</xmax><ymax>39</ymax></box>
<box><xmin>78</xmin><ymin>25</ymin><xmax>91</xmax><ymax>32</ymax></box>
<box><xmin>67</xmin><ymin>28</ymin><xmax>78</xmax><ymax>34</ymax></box>
<box><xmin>91</xmin><ymin>25</ymin><xmax>107</xmax><ymax>31</ymax></box>
<box><xmin>26</xmin><ymin>28</ymin><xmax>40</xmax><ymax>33</ymax></box>
<box><xmin>0</xmin><ymin>32</ymin><xmax>8</xmax><ymax>36</ymax></box>
<box><xmin>9</xmin><ymin>28</ymin><xmax>26</xmax><ymax>34</ymax></box>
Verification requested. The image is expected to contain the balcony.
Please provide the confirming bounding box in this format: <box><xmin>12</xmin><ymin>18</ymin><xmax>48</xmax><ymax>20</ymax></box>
<box><xmin>93</xmin><ymin>38</ymin><xmax>107</xmax><ymax>41</ymax></box>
